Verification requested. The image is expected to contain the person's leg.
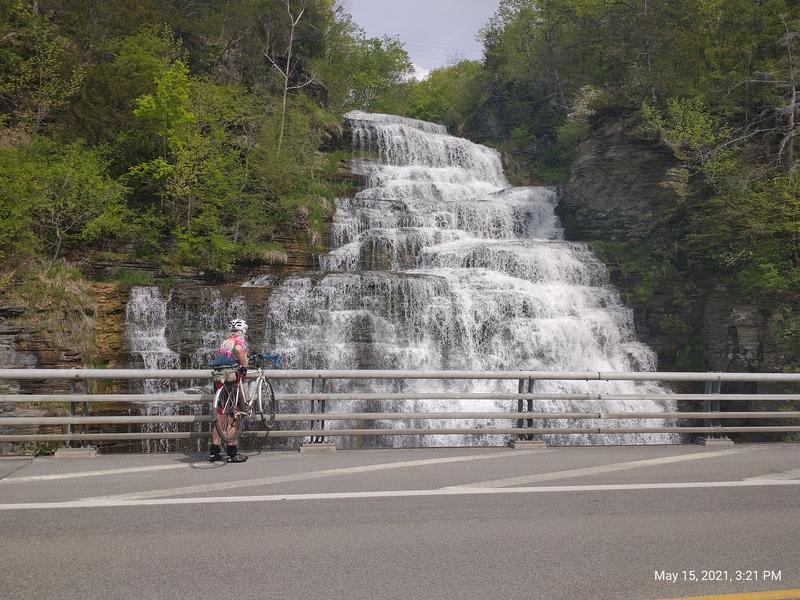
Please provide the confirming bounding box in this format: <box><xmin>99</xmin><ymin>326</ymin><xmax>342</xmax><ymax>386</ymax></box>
<box><xmin>209</xmin><ymin>383</ymin><xmax>225</xmax><ymax>461</ymax></box>
<box><xmin>226</xmin><ymin>442</ymin><xmax>247</xmax><ymax>462</ymax></box>
<box><xmin>209</xmin><ymin>413</ymin><xmax>224</xmax><ymax>461</ymax></box>
<box><xmin>225</xmin><ymin>384</ymin><xmax>247</xmax><ymax>462</ymax></box>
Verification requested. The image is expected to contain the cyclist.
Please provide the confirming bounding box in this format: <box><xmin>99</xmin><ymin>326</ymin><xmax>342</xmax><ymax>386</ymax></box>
<box><xmin>209</xmin><ymin>318</ymin><xmax>249</xmax><ymax>463</ymax></box>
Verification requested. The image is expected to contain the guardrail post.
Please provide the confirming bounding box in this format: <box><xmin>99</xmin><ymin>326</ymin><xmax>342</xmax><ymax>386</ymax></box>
<box><xmin>697</xmin><ymin>380</ymin><xmax>733</xmax><ymax>447</ymax></box>
<box><xmin>309</xmin><ymin>377</ymin><xmax>326</xmax><ymax>444</ymax></box>
<box><xmin>301</xmin><ymin>376</ymin><xmax>334</xmax><ymax>453</ymax></box>
<box><xmin>526</xmin><ymin>378</ymin><xmax>535</xmax><ymax>441</ymax></box>
<box><xmin>509</xmin><ymin>378</ymin><xmax>545</xmax><ymax>448</ymax></box>
<box><xmin>82</xmin><ymin>378</ymin><xmax>89</xmax><ymax>448</ymax></box>
<box><xmin>516</xmin><ymin>378</ymin><xmax>525</xmax><ymax>439</ymax></box>
<box><xmin>67</xmin><ymin>381</ymin><xmax>76</xmax><ymax>448</ymax></box>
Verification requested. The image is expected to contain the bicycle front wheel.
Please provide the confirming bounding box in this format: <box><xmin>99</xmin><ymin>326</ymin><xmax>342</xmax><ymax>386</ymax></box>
<box><xmin>257</xmin><ymin>377</ymin><xmax>276</xmax><ymax>429</ymax></box>
<box><xmin>212</xmin><ymin>385</ymin><xmax>241</xmax><ymax>445</ymax></box>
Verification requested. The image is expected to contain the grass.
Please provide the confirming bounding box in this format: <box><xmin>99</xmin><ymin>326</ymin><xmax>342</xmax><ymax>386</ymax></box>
<box><xmin>112</xmin><ymin>268</ymin><xmax>155</xmax><ymax>286</ymax></box>
<box><xmin>6</xmin><ymin>259</ymin><xmax>98</xmax><ymax>359</ymax></box>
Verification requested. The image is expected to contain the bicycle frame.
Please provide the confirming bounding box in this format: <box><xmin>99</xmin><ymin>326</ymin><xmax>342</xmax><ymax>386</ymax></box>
<box><xmin>211</xmin><ymin>358</ymin><xmax>278</xmax><ymax>444</ymax></box>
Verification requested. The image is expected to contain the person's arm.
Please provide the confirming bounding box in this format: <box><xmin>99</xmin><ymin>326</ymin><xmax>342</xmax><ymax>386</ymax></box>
<box><xmin>234</xmin><ymin>343</ymin><xmax>248</xmax><ymax>368</ymax></box>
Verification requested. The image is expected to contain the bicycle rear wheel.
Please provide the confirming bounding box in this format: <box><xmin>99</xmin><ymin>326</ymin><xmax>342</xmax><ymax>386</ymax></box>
<box><xmin>257</xmin><ymin>377</ymin><xmax>276</xmax><ymax>429</ymax></box>
<box><xmin>212</xmin><ymin>385</ymin><xmax>241</xmax><ymax>445</ymax></box>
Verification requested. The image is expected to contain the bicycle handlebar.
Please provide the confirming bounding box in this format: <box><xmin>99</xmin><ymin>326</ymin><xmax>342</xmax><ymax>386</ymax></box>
<box><xmin>249</xmin><ymin>352</ymin><xmax>281</xmax><ymax>369</ymax></box>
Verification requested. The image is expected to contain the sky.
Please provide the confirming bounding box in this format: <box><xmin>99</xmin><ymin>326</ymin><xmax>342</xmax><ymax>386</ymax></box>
<box><xmin>343</xmin><ymin>0</ymin><xmax>500</xmax><ymax>79</ymax></box>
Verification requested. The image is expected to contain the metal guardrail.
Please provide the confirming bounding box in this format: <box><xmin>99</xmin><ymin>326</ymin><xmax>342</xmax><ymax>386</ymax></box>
<box><xmin>0</xmin><ymin>369</ymin><xmax>799</xmax><ymax>445</ymax></box>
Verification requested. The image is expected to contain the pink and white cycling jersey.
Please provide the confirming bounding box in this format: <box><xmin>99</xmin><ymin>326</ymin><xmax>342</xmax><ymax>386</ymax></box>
<box><xmin>218</xmin><ymin>334</ymin><xmax>248</xmax><ymax>361</ymax></box>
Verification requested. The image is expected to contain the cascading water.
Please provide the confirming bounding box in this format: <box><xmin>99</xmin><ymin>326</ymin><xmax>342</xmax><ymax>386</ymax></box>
<box><xmin>125</xmin><ymin>287</ymin><xmax>180</xmax><ymax>390</ymax></box>
<box><xmin>125</xmin><ymin>286</ymin><xmax>251</xmax><ymax>450</ymax></box>
<box><xmin>264</xmin><ymin>110</ymin><xmax>679</xmax><ymax>446</ymax></box>
<box><xmin>125</xmin><ymin>287</ymin><xmax>180</xmax><ymax>450</ymax></box>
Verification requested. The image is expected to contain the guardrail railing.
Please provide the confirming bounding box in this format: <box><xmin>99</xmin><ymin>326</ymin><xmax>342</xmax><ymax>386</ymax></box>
<box><xmin>0</xmin><ymin>369</ymin><xmax>799</xmax><ymax>446</ymax></box>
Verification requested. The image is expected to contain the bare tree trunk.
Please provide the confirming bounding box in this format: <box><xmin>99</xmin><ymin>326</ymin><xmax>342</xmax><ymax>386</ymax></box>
<box><xmin>786</xmin><ymin>83</ymin><xmax>796</xmax><ymax>169</ymax></box>
<box><xmin>265</xmin><ymin>0</ymin><xmax>317</xmax><ymax>157</ymax></box>
<box><xmin>277</xmin><ymin>3</ymin><xmax>297</xmax><ymax>154</ymax></box>
<box><xmin>780</xmin><ymin>15</ymin><xmax>797</xmax><ymax>171</ymax></box>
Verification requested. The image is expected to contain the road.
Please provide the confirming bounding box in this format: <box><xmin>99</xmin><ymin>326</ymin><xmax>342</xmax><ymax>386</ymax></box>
<box><xmin>1</xmin><ymin>443</ymin><xmax>799</xmax><ymax>600</ymax></box>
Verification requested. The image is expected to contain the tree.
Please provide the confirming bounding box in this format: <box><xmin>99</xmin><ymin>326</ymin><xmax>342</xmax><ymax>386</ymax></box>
<box><xmin>0</xmin><ymin>1</ymin><xmax>84</xmax><ymax>133</ymax></box>
<box><xmin>67</xmin><ymin>26</ymin><xmax>183</xmax><ymax>146</ymax></box>
<box><xmin>0</xmin><ymin>139</ymin><xmax>128</xmax><ymax>259</ymax></box>
<box><xmin>776</xmin><ymin>14</ymin><xmax>799</xmax><ymax>170</ymax></box>
<box><xmin>344</xmin><ymin>35</ymin><xmax>412</xmax><ymax>112</ymax></box>
<box><xmin>264</xmin><ymin>0</ymin><xmax>318</xmax><ymax>154</ymax></box>
<box><xmin>407</xmin><ymin>60</ymin><xmax>486</xmax><ymax>132</ymax></box>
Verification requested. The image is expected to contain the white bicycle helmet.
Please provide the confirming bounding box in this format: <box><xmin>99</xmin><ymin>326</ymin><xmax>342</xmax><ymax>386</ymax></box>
<box><xmin>229</xmin><ymin>318</ymin><xmax>248</xmax><ymax>333</ymax></box>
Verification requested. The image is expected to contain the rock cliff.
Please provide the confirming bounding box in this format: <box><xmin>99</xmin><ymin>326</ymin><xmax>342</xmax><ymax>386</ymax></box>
<box><xmin>560</xmin><ymin>115</ymin><xmax>788</xmax><ymax>379</ymax></box>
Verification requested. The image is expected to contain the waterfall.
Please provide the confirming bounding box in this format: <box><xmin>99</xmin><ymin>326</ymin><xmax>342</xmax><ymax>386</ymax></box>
<box><xmin>125</xmin><ymin>287</ymin><xmax>179</xmax><ymax>393</ymax></box>
<box><xmin>263</xmin><ymin>111</ymin><xmax>679</xmax><ymax>446</ymax></box>
<box><xmin>125</xmin><ymin>287</ymin><xmax>180</xmax><ymax>451</ymax></box>
<box><xmin>120</xmin><ymin>111</ymin><xmax>679</xmax><ymax>448</ymax></box>
<box><xmin>125</xmin><ymin>286</ymin><xmax>251</xmax><ymax>450</ymax></box>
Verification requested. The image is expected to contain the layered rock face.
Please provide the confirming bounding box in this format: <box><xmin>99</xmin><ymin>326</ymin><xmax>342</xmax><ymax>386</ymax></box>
<box><xmin>560</xmin><ymin>120</ymin><xmax>682</xmax><ymax>241</ymax></box>
<box><xmin>560</xmin><ymin>117</ymin><xmax>784</xmax><ymax>375</ymax></box>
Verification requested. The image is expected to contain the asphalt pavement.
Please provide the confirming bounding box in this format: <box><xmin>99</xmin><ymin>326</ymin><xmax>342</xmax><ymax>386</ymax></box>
<box><xmin>1</xmin><ymin>443</ymin><xmax>799</xmax><ymax>600</ymax></box>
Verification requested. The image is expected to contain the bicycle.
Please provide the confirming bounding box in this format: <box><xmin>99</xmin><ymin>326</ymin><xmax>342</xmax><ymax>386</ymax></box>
<box><xmin>209</xmin><ymin>353</ymin><xmax>281</xmax><ymax>445</ymax></box>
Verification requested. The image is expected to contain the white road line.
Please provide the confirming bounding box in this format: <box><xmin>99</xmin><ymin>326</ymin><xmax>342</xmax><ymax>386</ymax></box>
<box><xmin>1</xmin><ymin>478</ymin><xmax>799</xmax><ymax>511</ymax></box>
<box><xmin>0</xmin><ymin>464</ymin><xmax>188</xmax><ymax>484</ymax></box>
<box><xmin>454</xmin><ymin>448</ymin><xmax>753</xmax><ymax>488</ymax></box>
<box><xmin>81</xmin><ymin>449</ymin><xmax>551</xmax><ymax>502</ymax></box>
<box><xmin>745</xmin><ymin>466</ymin><xmax>800</xmax><ymax>481</ymax></box>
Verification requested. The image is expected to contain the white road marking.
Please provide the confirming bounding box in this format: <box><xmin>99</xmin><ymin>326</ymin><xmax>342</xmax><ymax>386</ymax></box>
<box><xmin>455</xmin><ymin>448</ymin><xmax>752</xmax><ymax>488</ymax></box>
<box><xmin>0</xmin><ymin>463</ymin><xmax>188</xmax><ymax>484</ymax></box>
<box><xmin>1</xmin><ymin>478</ymin><xmax>798</xmax><ymax>511</ymax></box>
<box><xmin>745</xmin><ymin>466</ymin><xmax>800</xmax><ymax>481</ymax></box>
<box><xmin>81</xmin><ymin>450</ymin><xmax>551</xmax><ymax>502</ymax></box>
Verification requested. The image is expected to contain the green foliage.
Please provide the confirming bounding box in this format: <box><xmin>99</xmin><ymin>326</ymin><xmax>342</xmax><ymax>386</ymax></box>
<box><xmin>0</xmin><ymin>138</ymin><xmax>129</xmax><ymax>260</ymax></box>
<box><xmin>16</xmin><ymin>442</ymin><xmax>57</xmax><ymax>457</ymax></box>
<box><xmin>0</xmin><ymin>0</ymin><xmax>85</xmax><ymax>132</ymax></box>
<box><xmin>526</xmin><ymin>118</ymin><xmax>589</xmax><ymax>183</ymax></box>
<box><xmin>640</xmin><ymin>98</ymin><xmax>736</xmax><ymax>186</ymax></box>
<box><xmin>113</xmin><ymin>268</ymin><xmax>154</xmax><ymax>286</ymax></box>
<box><xmin>343</xmin><ymin>36</ymin><xmax>413</xmax><ymax>113</ymax></box>
<box><xmin>6</xmin><ymin>259</ymin><xmax>97</xmax><ymax>358</ymax></box>
<box><xmin>588</xmin><ymin>240</ymin><xmax>675</xmax><ymax>305</ymax></box>
<box><xmin>737</xmin><ymin>261</ymin><xmax>800</xmax><ymax>297</ymax></box>
<box><xmin>772</xmin><ymin>308</ymin><xmax>800</xmax><ymax>371</ymax></box>
<box><xmin>673</xmin><ymin>342</ymin><xmax>708</xmax><ymax>372</ymax></box>
<box><xmin>71</xmin><ymin>26</ymin><xmax>183</xmax><ymax>148</ymax></box>
<box><xmin>0</xmin><ymin>1</ymin><xmax>413</xmax><ymax>276</ymax></box>
<box><xmin>555</xmin><ymin>120</ymin><xmax>588</xmax><ymax>151</ymax></box>
<box><xmin>658</xmin><ymin>314</ymin><xmax>690</xmax><ymax>338</ymax></box>
<box><xmin>407</xmin><ymin>61</ymin><xmax>486</xmax><ymax>133</ymax></box>
<box><xmin>133</xmin><ymin>59</ymin><xmax>195</xmax><ymax>158</ymax></box>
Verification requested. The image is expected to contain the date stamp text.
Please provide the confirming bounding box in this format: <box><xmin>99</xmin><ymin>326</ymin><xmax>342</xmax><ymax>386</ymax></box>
<box><xmin>654</xmin><ymin>570</ymin><xmax>783</xmax><ymax>583</ymax></box>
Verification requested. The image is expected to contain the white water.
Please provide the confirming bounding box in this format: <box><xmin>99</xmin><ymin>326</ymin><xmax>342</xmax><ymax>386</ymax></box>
<box><xmin>124</xmin><ymin>287</ymin><xmax>180</xmax><ymax>450</ymax></box>
<box><xmin>263</xmin><ymin>111</ymin><xmax>678</xmax><ymax>445</ymax></box>
<box><xmin>123</xmin><ymin>111</ymin><xmax>678</xmax><ymax>447</ymax></box>
<box><xmin>125</xmin><ymin>288</ymin><xmax>179</xmax><ymax>393</ymax></box>
<box><xmin>125</xmin><ymin>287</ymin><xmax>250</xmax><ymax>450</ymax></box>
